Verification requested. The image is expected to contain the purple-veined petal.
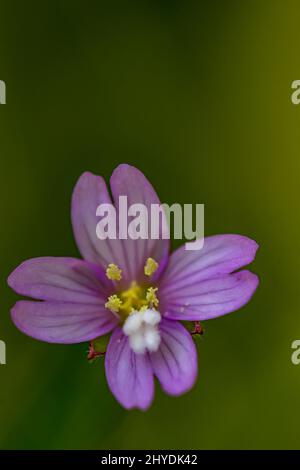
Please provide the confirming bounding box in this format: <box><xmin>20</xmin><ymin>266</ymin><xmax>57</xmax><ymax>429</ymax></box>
<box><xmin>71</xmin><ymin>171</ymin><xmax>117</xmax><ymax>268</ymax></box>
<box><xmin>110</xmin><ymin>164</ymin><xmax>169</xmax><ymax>284</ymax></box>
<box><xmin>71</xmin><ymin>167</ymin><xmax>169</xmax><ymax>286</ymax></box>
<box><xmin>162</xmin><ymin>270</ymin><xmax>259</xmax><ymax>321</ymax></box>
<box><xmin>11</xmin><ymin>301</ymin><xmax>118</xmax><ymax>344</ymax></box>
<box><xmin>105</xmin><ymin>327</ymin><xmax>154</xmax><ymax>410</ymax></box>
<box><xmin>159</xmin><ymin>235</ymin><xmax>258</xmax><ymax>296</ymax></box>
<box><xmin>150</xmin><ymin>319</ymin><xmax>198</xmax><ymax>396</ymax></box>
<box><xmin>7</xmin><ymin>257</ymin><xmax>112</xmax><ymax>304</ymax></box>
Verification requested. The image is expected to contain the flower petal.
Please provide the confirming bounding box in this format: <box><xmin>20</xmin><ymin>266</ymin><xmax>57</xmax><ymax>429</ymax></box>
<box><xmin>71</xmin><ymin>171</ymin><xmax>116</xmax><ymax>268</ymax></box>
<box><xmin>110</xmin><ymin>164</ymin><xmax>169</xmax><ymax>283</ymax></box>
<box><xmin>162</xmin><ymin>270</ymin><xmax>259</xmax><ymax>321</ymax></box>
<box><xmin>159</xmin><ymin>234</ymin><xmax>259</xmax><ymax>320</ymax></box>
<box><xmin>8</xmin><ymin>257</ymin><xmax>111</xmax><ymax>304</ymax></box>
<box><xmin>11</xmin><ymin>300</ymin><xmax>118</xmax><ymax>344</ymax></box>
<box><xmin>105</xmin><ymin>327</ymin><xmax>154</xmax><ymax>410</ymax></box>
<box><xmin>72</xmin><ymin>167</ymin><xmax>169</xmax><ymax>286</ymax></box>
<box><xmin>159</xmin><ymin>235</ymin><xmax>259</xmax><ymax>296</ymax></box>
<box><xmin>150</xmin><ymin>319</ymin><xmax>198</xmax><ymax>396</ymax></box>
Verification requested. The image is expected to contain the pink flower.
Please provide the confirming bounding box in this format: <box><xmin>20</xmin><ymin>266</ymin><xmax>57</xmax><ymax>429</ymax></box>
<box><xmin>8</xmin><ymin>164</ymin><xmax>259</xmax><ymax>410</ymax></box>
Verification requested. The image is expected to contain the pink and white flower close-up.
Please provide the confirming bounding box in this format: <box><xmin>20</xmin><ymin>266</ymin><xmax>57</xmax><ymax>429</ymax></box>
<box><xmin>7</xmin><ymin>164</ymin><xmax>259</xmax><ymax>410</ymax></box>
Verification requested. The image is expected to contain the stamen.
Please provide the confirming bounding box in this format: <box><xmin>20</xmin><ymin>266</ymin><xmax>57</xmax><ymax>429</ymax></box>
<box><xmin>106</xmin><ymin>263</ymin><xmax>122</xmax><ymax>281</ymax></box>
<box><xmin>144</xmin><ymin>257</ymin><xmax>158</xmax><ymax>276</ymax></box>
<box><xmin>105</xmin><ymin>294</ymin><xmax>122</xmax><ymax>313</ymax></box>
<box><xmin>146</xmin><ymin>287</ymin><xmax>159</xmax><ymax>308</ymax></box>
<box><xmin>104</xmin><ymin>281</ymin><xmax>160</xmax><ymax>320</ymax></box>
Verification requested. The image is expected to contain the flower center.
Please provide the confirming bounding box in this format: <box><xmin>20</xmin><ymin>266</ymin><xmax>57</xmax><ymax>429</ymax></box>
<box><xmin>104</xmin><ymin>259</ymin><xmax>161</xmax><ymax>353</ymax></box>
<box><xmin>105</xmin><ymin>281</ymin><xmax>159</xmax><ymax>320</ymax></box>
<box><xmin>104</xmin><ymin>258</ymin><xmax>160</xmax><ymax>321</ymax></box>
<box><xmin>119</xmin><ymin>281</ymin><xmax>147</xmax><ymax>316</ymax></box>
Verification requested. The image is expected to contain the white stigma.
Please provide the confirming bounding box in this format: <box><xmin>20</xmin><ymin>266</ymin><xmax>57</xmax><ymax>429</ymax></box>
<box><xmin>123</xmin><ymin>308</ymin><xmax>161</xmax><ymax>354</ymax></box>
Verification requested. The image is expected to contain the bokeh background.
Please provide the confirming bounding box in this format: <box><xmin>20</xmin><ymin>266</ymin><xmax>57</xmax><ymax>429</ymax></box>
<box><xmin>0</xmin><ymin>0</ymin><xmax>299</xmax><ymax>450</ymax></box>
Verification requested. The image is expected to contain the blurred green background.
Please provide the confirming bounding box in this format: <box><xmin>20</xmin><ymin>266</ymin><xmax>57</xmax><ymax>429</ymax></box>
<box><xmin>0</xmin><ymin>0</ymin><xmax>299</xmax><ymax>450</ymax></box>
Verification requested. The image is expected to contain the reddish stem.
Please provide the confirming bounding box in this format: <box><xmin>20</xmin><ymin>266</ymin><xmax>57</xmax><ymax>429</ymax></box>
<box><xmin>87</xmin><ymin>341</ymin><xmax>105</xmax><ymax>361</ymax></box>
<box><xmin>191</xmin><ymin>321</ymin><xmax>204</xmax><ymax>336</ymax></box>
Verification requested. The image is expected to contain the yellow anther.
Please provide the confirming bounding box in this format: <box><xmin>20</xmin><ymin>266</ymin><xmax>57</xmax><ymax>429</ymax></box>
<box><xmin>106</xmin><ymin>263</ymin><xmax>122</xmax><ymax>281</ymax></box>
<box><xmin>105</xmin><ymin>294</ymin><xmax>123</xmax><ymax>313</ymax></box>
<box><xmin>144</xmin><ymin>257</ymin><xmax>159</xmax><ymax>276</ymax></box>
<box><xmin>146</xmin><ymin>287</ymin><xmax>159</xmax><ymax>308</ymax></box>
<box><xmin>139</xmin><ymin>305</ymin><xmax>148</xmax><ymax>313</ymax></box>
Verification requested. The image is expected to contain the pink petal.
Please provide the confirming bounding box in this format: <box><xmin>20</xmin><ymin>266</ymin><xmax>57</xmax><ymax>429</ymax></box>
<box><xmin>160</xmin><ymin>234</ymin><xmax>258</xmax><ymax>294</ymax></box>
<box><xmin>7</xmin><ymin>257</ymin><xmax>111</xmax><ymax>304</ymax></box>
<box><xmin>159</xmin><ymin>234</ymin><xmax>259</xmax><ymax>320</ymax></box>
<box><xmin>71</xmin><ymin>171</ymin><xmax>116</xmax><ymax>268</ymax></box>
<box><xmin>11</xmin><ymin>301</ymin><xmax>118</xmax><ymax>344</ymax></box>
<box><xmin>150</xmin><ymin>319</ymin><xmax>198</xmax><ymax>396</ymax></box>
<box><xmin>110</xmin><ymin>164</ymin><xmax>169</xmax><ymax>284</ymax></box>
<box><xmin>72</xmin><ymin>167</ymin><xmax>169</xmax><ymax>286</ymax></box>
<box><xmin>105</xmin><ymin>327</ymin><xmax>154</xmax><ymax>410</ymax></box>
<box><xmin>162</xmin><ymin>270</ymin><xmax>259</xmax><ymax>321</ymax></box>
